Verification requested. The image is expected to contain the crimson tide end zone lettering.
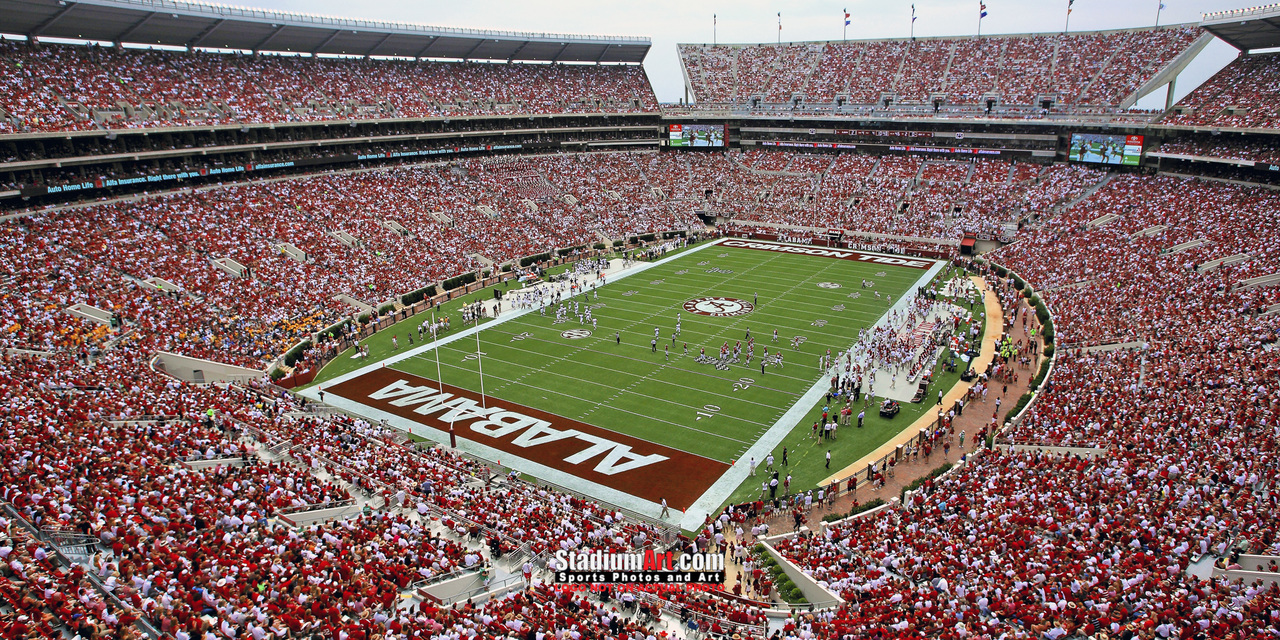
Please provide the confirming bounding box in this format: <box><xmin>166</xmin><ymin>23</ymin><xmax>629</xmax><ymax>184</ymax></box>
<box><xmin>324</xmin><ymin>367</ymin><xmax>729</xmax><ymax>510</ymax></box>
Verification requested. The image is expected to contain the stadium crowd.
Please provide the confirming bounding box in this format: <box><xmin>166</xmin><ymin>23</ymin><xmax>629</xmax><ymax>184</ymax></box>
<box><xmin>731</xmin><ymin>152</ymin><xmax>1106</xmax><ymax>240</ymax></box>
<box><xmin>1</xmin><ymin>56</ymin><xmax>1279</xmax><ymax>636</ymax></box>
<box><xmin>680</xmin><ymin>25</ymin><xmax>1201</xmax><ymax>107</ymax></box>
<box><xmin>764</xmin><ymin>168</ymin><xmax>1280</xmax><ymax>639</ymax></box>
<box><xmin>1152</xmin><ymin>137</ymin><xmax>1280</xmax><ymax>164</ymax></box>
<box><xmin>3</xmin><ymin>151</ymin><xmax>719</xmax><ymax>367</ymax></box>
<box><xmin>1160</xmin><ymin>51</ymin><xmax>1280</xmax><ymax>130</ymax></box>
<box><xmin>0</xmin><ymin>40</ymin><xmax>658</xmax><ymax>134</ymax></box>
<box><xmin>1</xmin><ymin>146</ymin><xmax>1087</xmax><ymax>371</ymax></box>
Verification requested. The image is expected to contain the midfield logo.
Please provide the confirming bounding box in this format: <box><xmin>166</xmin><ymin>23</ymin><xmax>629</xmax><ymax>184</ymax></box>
<box><xmin>683</xmin><ymin>297</ymin><xmax>754</xmax><ymax>317</ymax></box>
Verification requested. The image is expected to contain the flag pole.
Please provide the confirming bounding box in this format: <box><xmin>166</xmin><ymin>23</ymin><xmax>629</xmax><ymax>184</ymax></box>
<box><xmin>475</xmin><ymin>325</ymin><xmax>486</xmax><ymax>409</ymax></box>
<box><xmin>777</xmin><ymin>12</ymin><xmax>782</xmax><ymax>44</ymax></box>
<box><xmin>713</xmin><ymin>13</ymin><xmax>717</xmax><ymax>45</ymax></box>
<box><xmin>910</xmin><ymin>4</ymin><xmax>916</xmax><ymax>40</ymax></box>
<box><xmin>843</xmin><ymin>8</ymin><xmax>847</xmax><ymax>41</ymax></box>
<box><xmin>1155</xmin><ymin>1</ymin><xmax>1163</xmax><ymax>26</ymax></box>
<box><xmin>1065</xmin><ymin>0</ymin><xmax>1073</xmax><ymax>34</ymax></box>
<box><xmin>432</xmin><ymin>312</ymin><xmax>444</xmax><ymax>393</ymax></box>
<box><xmin>978</xmin><ymin>0</ymin><xmax>982</xmax><ymax>38</ymax></box>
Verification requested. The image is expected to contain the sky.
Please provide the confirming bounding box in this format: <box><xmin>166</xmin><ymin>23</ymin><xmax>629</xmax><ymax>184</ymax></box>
<box><xmin>246</xmin><ymin>1</ymin><xmax>1251</xmax><ymax>108</ymax></box>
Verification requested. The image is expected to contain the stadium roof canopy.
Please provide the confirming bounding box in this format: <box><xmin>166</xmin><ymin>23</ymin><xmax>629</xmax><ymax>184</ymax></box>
<box><xmin>0</xmin><ymin>0</ymin><xmax>651</xmax><ymax>62</ymax></box>
<box><xmin>1201</xmin><ymin>4</ymin><xmax>1280</xmax><ymax>51</ymax></box>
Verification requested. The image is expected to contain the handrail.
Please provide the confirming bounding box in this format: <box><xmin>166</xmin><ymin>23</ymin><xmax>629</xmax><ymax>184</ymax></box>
<box><xmin>39</xmin><ymin>526</ymin><xmax>102</xmax><ymax>554</ymax></box>
<box><xmin>635</xmin><ymin>590</ymin><xmax>768</xmax><ymax>637</ymax></box>
<box><xmin>106</xmin><ymin>413</ymin><xmax>184</xmax><ymax>423</ymax></box>
<box><xmin>439</xmin><ymin>574</ymin><xmax>524</xmax><ymax>606</ymax></box>
<box><xmin>275</xmin><ymin>498</ymin><xmax>357</xmax><ymax>516</ymax></box>
<box><xmin>2</xmin><ymin>503</ymin><xmax>162</xmax><ymax>639</ymax></box>
<box><xmin>236</xmin><ymin>422</ymin><xmax>280</xmax><ymax>446</ymax></box>
<box><xmin>176</xmin><ymin>452</ymin><xmax>245</xmax><ymax>464</ymax></box>
<box><xmin>425</xmin><ymin>503</ymin><xmax>526</xmax><ymax>553</ymax></box>
<box><xmin>268</xmin><ymin>440</ymin><xmax>297</xmax><ymax>456</ymax></box>
<box><xmin>408</xmin><ymin>565</ymin><xmax>480</xmax><ymax>592</ymax></box>
<box><xmin>309</xmin><ymin>451</ymin><xmax>396</xmax><ymax>492</ymax></box>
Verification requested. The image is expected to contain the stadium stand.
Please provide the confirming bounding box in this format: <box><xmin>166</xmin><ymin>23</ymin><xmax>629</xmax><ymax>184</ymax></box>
<box><xmin>727</xmin><ymin>151</ymin><xmax>1106</xmax><ymax>239</ymax></box>
<box><xmin>679</xmin><ymin>25</ymin><xmax>1203</xmax><ymax>109</ymax></box>
<box><xmin>0</xmin><ymin>40</ymin><xmax>658</xmax><ymax>134</ymax></box>
<box><xmin>770</xmin><ymin>203</ymin><xmax>1280</xmax><ymax>636</ymax></box>
<box><xmin>1151</xmin><ymin>137</ymin><xmax>1280</xmax><ymax>164</ymax></box>
<box><xmin>6</xmin><ymin>140</ymin><xmax>1278</xmax><ymax>638</ymax></box>
<box><xmin>4</xmin><ymin>2</ymin><xmax>1280</xmax><ymax>638</ymax></box>
<box><xmin>1161</xmin><ymin>51</ymin><xmax>1280</xmax><ymax>130</ymax></box>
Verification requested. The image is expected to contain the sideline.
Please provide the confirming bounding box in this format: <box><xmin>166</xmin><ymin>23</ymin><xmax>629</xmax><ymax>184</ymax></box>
<box><xmin>678</xmin><ymin>248</ymin><xmax>945</xmax><ymax>530</ymax></box>
<box><xmin>303</xmin><ymin>239</ymin><xmax>715</xmax><ymax>392</ymax></box>
<box><xmin>820</xmin><ymin>274</ymin><xmax>1002</xmax><ymax>486</ymax></box>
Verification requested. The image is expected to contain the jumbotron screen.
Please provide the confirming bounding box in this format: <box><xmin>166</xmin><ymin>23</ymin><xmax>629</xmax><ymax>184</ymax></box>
<box><xmin>1068</xmin><ymin>133</ymin><xmax>1144</xmax><ymax>166</ymax></box>
<box><xmin>668</xmin><ymin>123</ymin><xmax>726</xmax><ymax>148</ymax></box>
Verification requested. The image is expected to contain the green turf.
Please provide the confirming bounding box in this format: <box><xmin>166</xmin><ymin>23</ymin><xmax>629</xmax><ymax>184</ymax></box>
<box><xmin>312</xmin><ymin>244</ymin><xmax>984</xmax><ymax>506</ymax></box>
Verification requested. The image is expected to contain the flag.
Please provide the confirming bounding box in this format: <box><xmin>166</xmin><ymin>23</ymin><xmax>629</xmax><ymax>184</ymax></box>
<box><xmin>845</xmin><ymin>8</ymin><xmax>851</xmax><ymax>26</ymax></box>
<box><xmin>912</xmin><ymin>3</ymin><xmax>918</xmax><ymax>21</ymax></box>
<box><xmin>980</xmin><ymin>2</ymin><xmax>988</xmax><ymax>18</ymax></box>
<box><xmin>1068</xmin><ymin>0</ymin><xmax>1074</xmax><ymax>12</ymax></box>
<box><xmin>778</xmin><ymin>12</ymin><xmax>782</xmax><ymax>31</ymax></box>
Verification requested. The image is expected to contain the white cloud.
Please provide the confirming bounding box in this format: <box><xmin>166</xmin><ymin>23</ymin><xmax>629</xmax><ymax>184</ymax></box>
<box><xmin>253</xmin><ymin>0</ymin><xmax>1252</xmax><ymax>104</ymax></box>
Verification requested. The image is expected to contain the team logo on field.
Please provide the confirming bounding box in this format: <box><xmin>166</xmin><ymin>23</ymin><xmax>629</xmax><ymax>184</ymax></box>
<box><xmin>817</xmin><ymin>282</ymin><xmax>841</xmax><ymax>289</ymax></box>
<box><xmin>561</xmin><ymin>329</ymin><xmax>593</xmax><ymax>339</ymax></box>
<box><xmin>683</xmin><ymin>297</ymin><xmax>755</xmax><ymax>317</ymax></box>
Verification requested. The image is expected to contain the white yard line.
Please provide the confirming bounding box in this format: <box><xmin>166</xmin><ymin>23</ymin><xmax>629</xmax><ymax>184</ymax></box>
<box><xmin>449</xmin><ymin>331</ymin><xmax>817</xmax><ymax>386</ymax></box>
<box><xmin>676</xmin><ymin>247</ymin><xmax>947</xmax><ymax>530</ymax></box>
<box><xmin>555</xmin><ymin>289</ymin><xmax>888</xmax><ymax>324</ymax></box>
<box><xmin>302</xmin><ymin>239</ymin><xmax>722</xmax><ymax>393</ymax></box>
<box><xmin>425</xmin><ymin>357</ymin><xmax>761</xmax><ymax>444</ymax></box>
<box><xmin>416</xmin><ymin>341</ymin><xmax>796</xmax><ymax>409</ymax></box>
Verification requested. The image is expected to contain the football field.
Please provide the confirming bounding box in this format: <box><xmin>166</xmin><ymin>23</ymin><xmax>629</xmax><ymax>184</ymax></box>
<box><xmin>306</xmin><ymin>238</ymin><xmax>956</xmax><ymax>528</ymax></box>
